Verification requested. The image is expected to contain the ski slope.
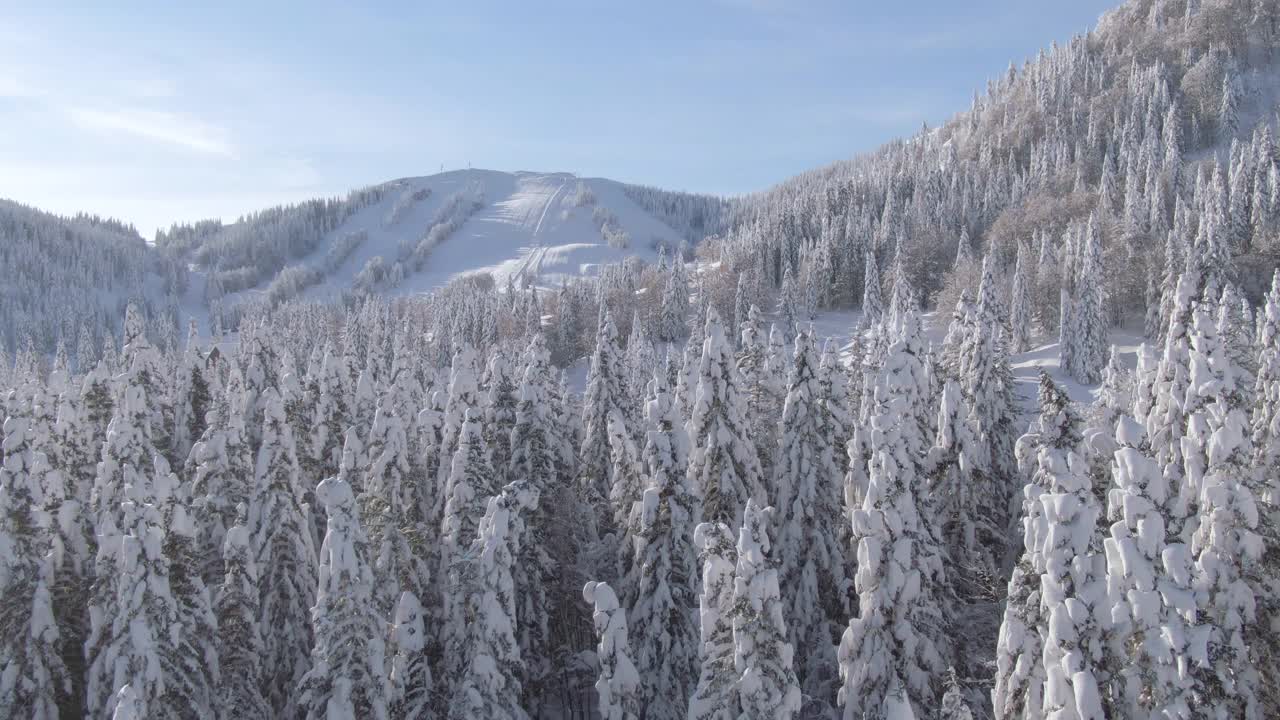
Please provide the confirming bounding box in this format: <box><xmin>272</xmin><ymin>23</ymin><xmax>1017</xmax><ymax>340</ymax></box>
<box><xmin>221</xmin><ymin>169</ymin><xmax>686</xmax><ymax>307</ymax></box>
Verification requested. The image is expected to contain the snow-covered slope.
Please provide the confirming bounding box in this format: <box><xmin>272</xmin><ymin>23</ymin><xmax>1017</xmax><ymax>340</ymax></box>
<box><xmin>222</xmin><ymin>169</ymin><xmax>687</xmax><ymax>306</ymax></box>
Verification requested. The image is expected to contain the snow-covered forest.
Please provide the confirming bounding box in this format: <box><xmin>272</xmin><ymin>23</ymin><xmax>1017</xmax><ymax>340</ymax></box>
<box><xmin>4</xmin><ymin>0</ymin><xmax>1280</xmax><ymax>718</ymax></box>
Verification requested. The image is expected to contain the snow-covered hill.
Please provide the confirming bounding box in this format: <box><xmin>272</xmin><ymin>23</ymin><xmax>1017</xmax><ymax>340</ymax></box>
<box><xmin>216</xmin><ymin>169</ymin><xmax>689</xmax><ymax>308</ymax></box>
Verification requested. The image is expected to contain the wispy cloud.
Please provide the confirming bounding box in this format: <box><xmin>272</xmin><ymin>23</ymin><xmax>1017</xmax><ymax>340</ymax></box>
<box><xmin>67</xmin><ymin>107</ymin><xmax>235</xmax><ymax>156</ymax></box>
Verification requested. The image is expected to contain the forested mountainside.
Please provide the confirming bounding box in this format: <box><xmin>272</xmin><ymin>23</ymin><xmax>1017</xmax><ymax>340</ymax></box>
<box><xmin>3</xmin><ymin>1</ymin><xmax>1280</xmax><ymax>719</ymax></box>
<box><xmin>0</xmin><ymin>199</ymin><xmax>186</xmax><ymax>362</ymax></box>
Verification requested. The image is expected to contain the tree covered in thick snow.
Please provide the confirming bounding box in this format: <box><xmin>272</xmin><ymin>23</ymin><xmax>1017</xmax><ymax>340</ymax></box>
<box><xmin>0</xmin><ymin>387</ymin><xmax>67</xmax><ymax>719</ymax></box>
<box><xmin>838</xmin><ymin>309</ymin><xmax>949</xmax><ymax>719</ymax></box>
<box><xmin>927</xmin><ymin>379</ymin><xmax>1003</xmax><ymax>596</ymax></box>
<box><xmin>1008</xmin><ymin>242</ymin><xmax>1034</xmax><ymax>354</ymax></box>
<box><xmin>993</xmin><ymin>373</ymin><xmax>1081</xmax><ymax>720</ymax></box>
<box><xmin>189</xmin><ymin>373</ymin><xmax>254</xmax><ymax>586</ymax></box>
<box><xmin>506</xmin><ymin>334</ymin><xmax>577</xmax><ymax>712</ymax></box>
<box><xmin>250</xmin><ymin>387</ymin><xmax>318</xmax><ymax>717</ymax></box>
<box><xmin>86</xmin><ymin>452</ymin><xmax>211</xmax><ymax>719</ymax></box>
<box><xmin>583</xmin><ymin>581</ymin><xmax>641</xmax><ymax>720</ymax></box>
<box><xmin>686</xmin><ymin>308</ymin><xmax>765</xmax><ymax>528</ymax></box>
<box><xmin>389</xmin><ymin>590</ymin><xmax>434</xmax><ymax>719</ymax></box>
<box><xmin>297</xmin><ymin>470</ymin><xmax>390</xmax><ymax>720</ymax></box>
<box><xmin>688</xmin><ymin>521</ymin><xmax>738</xmax><ymax>720</ymax></box>
<box><xmin>1072</xmin><ymin>214</ymin><xmax>1108</xmax><ymax>384</ymax></box>
<box><xmin>214</xmin><ymin>511</ymin><xmax>272</xmax><ymax>720</ymax></box>
<box><xmin>733</xmin><ymin>499</ymin><xmax>802</xmax><ymax>720</ymax></box>
<box><xmin>1102</xmin><ymin>417</ymin><xmax>1201</xmax><ymax>719</ymax></box>
<box><xmin>1181</xmin><ymin>302</ymin><xmax>1266</xmax><ymax>718</ymax></box>
<box><xmin>624</xmin><ymin>371</ymin><xmax>698</xmax><ymax>720</ymax></box>
<box><xmin>772</xmin><ymin>328</ymin><xmax>846</xmax><ymax>704</ymax></box>
<box><xmin>580</xmin><ymin>309</ymin><xmax>630</xmax><ymax>538</ymax></box>
<box><xmin>450</xmin><ymin>481</ymin><xmax>539</xmax><ymax>720</ymax></box>
<box><xmin>359</xmin><ymin>388</ymin><xmax>427</xmax><ymax>619</ymax></box>
<box><xmin>737</xmin><ymin>305</ymin><xmax>785</xmax><ymax>485</ymax></box>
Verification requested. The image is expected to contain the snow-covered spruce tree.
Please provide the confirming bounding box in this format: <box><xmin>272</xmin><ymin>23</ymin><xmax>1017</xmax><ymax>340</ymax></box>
<box><xmin>360</xmin><ymin>389</ymin><xmax>427</xmax><ymax>620</ymax></box>
<box><xmin>688</xmin><ymin>521</ymin><xmax>739</xmax><ymax>720</ymax></box>
<box><xmin>686</xmin><ymin>307</ymin><xmax>765</xmax><ymax>528</ymax></box>
<box><xmin>608</xmin><ymin>407</ymin><xmax>645</xmax><ymax>584</ymax></box>
<box><xmin>1254</xmin><ymin>270</ymin><xmax>1280</xmax><ymax>481</ymax></box>
<box><xmin>189</xmin><ymin>379</ymin><xmax>254</xmax><ymax>587</ymax></box>
<box><xmin>87</xmin><ymin>454</ymin><xmax>210</xmax><ymax>719</ymax></box>
<box><xmin>1036</xmin><ymin>403</ymin><xmax>1109</xmax><ymax>720</ymax></box>
<box><xmin>734</xmin><ymin>499</ymin><xmax>802</xmax><ymax>720</ymax></box>
<box><xmin>965</xmin><ymin>252</ymin><xmax>1020</xmax><ymax>507</ymax></box>
<box><xmin>389</xmin><ymin>591</ymin><xmax>434</xmax><ymax>719</ymax></box>
<box><xmin>484</xmin><ymin>351</ymin><xmax>518</xmax><ymax>488</ymax></box>
<box><xmin>1102</xmin><ymin>416</ymin><xmax>1201</xmax><ymax>719</ymax></box>
<box><xmin>861</xmin><ymin>247</ymin><xmax>883</xmax><ymax>326</ymax></box>
<box><xmin>249</xmin><ymin>387</ymin><xmax>318</xmax><ymax>717</ymax></box>
<box><xmin>1146</xmin><ymin>271</ymin><xmax>1200</xmax><ymax>538</ymax></box>
<box><xmin>436</xmin><ymin>344</ymin><xmax>481</xmax><ymax>492</ymax></box>
<box><xmin>772</xmin><ymin>328</ymin><xmax>846</xmax><ymax>705</ymax></box>
<box><xmin>297</xmin><ymin>470</ymin><xmax>390</xmax><ymax>720</ymax></box>
<box><xmin>0</xmin><ymin>387</ymin><xmax>67</xmax><ymax>719</ymax></box>
<box><xmin>624</xmin><ymin>371</ymin><xmax>698</xmax><ymax>719</ymax></box>
<box><xmin>439</xmin><ymin>408</ymin><xmax>498</xmax><ymax>682</ymax></box>
<box><xmin>583</xmin><ymin>581</ymin><xmax>641</xmax><ymax>720</ymax></box>
<box><xmin>214</xmin><ymin>509</ymin><xmax>272</xmax><ymax>720</ymax></box>
<box><xmin>50</xmin><ymin>370</ymin><xmax>101</xmax><ymax>712</ymax></box>
<box><xmin>658</xmin><ymin>261</ymin><xmax>691</xmax><ymax>343</ymax></box>
<box><xmin>737</xmin><ymin>304</ymin><xmax>784</xmax><ymax>488</ymax></box>
<box><xmin>1059</xmin><ymin>231</ymin><xmax>1080</xmax><ymax>381</ymax></box>
<box><xmin>819</xmin><ymin>339</ymin><xmax>855</xmax><ymax>466</ymax></box>
<box><xmin>580</xmin><ymin>309</ymin><xmax>630</xmax><ymax>540</ymax></box>
<box><xmin>120</xmin><ymin>302</ymin><xmax>174</xmax><ymax>463</ymax></box>
<box><xmin>992</xmin><ymin>373</ymin><xmax>1080</xmax><ymax>720</ymax></box>
<box><xmin>1009</xmin><ymin>241</ymin><xmax>1034</xmax><ymax>354</ymax></box>
<box><xmin>170</xmin><ymin>320</ymin><xmax>211</xmax><ymax>469</ymax></box>
<box><xmin>838</xmin><ymin>309</ymin><xmax>949</xmax><ymax>719</ymax></box>
<box><xmin>308</xmin><ymin>347</ymin><xmax>350</xmax><ymax>497</ymax></box>
<box><xmin>625</xmin><ymin>310</ymin><xmax>656</xmax><ymax>408</ymax></box>
<box><xmin>926</xmin><ymin>379</ymin><xmax>1002</xmax><ymax>598</ymax></box>
<box><xmin>163</xmin><ymin>456</ymin><xmax>220</xmax><ymax>716</ymax></box>
<box><xmin>450</xmin><ymin>481</ymin><xmax>539</xmax><ymax>720</ymax></box>
<box><xmin>1181</xmin><ymin>302</ymin><xmax>1266</xmax><ymax>718</ymax></box>
<box><xmin>506</xmin><ymin>334</ymin><xmax>574</xmax><ymax>711</ymax></box>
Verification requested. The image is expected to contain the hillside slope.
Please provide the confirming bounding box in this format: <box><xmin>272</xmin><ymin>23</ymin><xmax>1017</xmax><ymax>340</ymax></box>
<box><xmin>197</xmin><ymin>170</ymin><xmax>696</xmax><ymax>312</ymax></box>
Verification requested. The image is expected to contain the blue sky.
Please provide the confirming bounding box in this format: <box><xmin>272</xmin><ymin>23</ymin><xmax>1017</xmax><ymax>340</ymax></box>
<box><xmin>0</xmin><ymin>1</ymin><xmax>1117</xmax><ymax>238</ymax></box>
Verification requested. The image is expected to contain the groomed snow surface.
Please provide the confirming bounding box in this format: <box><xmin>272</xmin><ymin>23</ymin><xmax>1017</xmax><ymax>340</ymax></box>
<box><xmin>221</xmin><ymin>170</ymin><xmax>685</xmax><ymax>307</ymax></box>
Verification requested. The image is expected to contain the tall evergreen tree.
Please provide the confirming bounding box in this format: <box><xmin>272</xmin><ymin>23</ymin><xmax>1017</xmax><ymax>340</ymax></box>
<box><xmin>0</xmin><ymin>386</ymin><xmax>67</xmax><ymax>719</ymax></box>
<box><xmin>625</xmin><ymin>372</ymin><xmax>698</xmax><ymax>720</ymax></box>
<box><xmin>297</xmin><ymin>470</ymin><xmax>391</xmax><ymax>720</ymax></box>
<box><xmin>688</xmin><ymin>521</ymin><xmax>739</xmax><ymax>720</ymax></box>
<box><xmin>214</xmin><ymin>509</ymin><xmax>272</xmax><ymax>720</ymax></box>
<box><xmin>686</xmin><ymin>308</ymin><xmax>764</xmax><ymax>527</ymax></box>
<box><xmin>733</xmin><ymin>499</ymin><xmax>802</xmax><ymax>720</ymax></box>
<box><xmin>450</xmin><ymin>481</ymin><xmax>538</xmax><ymax>720</ymax></box>
<box><xmin>772</xmin><ymin>328</ymin><xmax>846</xmax><ymax>704</ymax></box>
<box><xmin>250</xmin><ymin>388</ymin><xmax>318</xmax><ymax>717</ymax></box>
<box><xmin>838</xmin><ymin>309</ymin><xmax>949</xmax><ymax>718</ymax></box>
<box><xmin>583</xmin><ymin>581</ymin><xmax>641</xmax><ymax>720</ymax></box>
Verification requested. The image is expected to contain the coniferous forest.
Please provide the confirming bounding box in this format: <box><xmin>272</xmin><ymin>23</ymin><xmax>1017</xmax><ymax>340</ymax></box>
<box><xmin>5</xmin><ymin>1</ymin><xmax>1280</xmax><ymax>719</ymax></box>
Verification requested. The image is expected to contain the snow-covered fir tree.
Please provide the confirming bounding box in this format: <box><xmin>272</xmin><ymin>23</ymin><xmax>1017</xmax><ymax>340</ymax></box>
<box><xmin>0</xmin><ymin>386</ymin><xmax>67</xmax><ymax>719</ymax></box>
<box><xmin>838</xmin><ymin>308</ymin><xmax>949</xmax><ymax>719</ymax></box>
<box><xmin>580</xmin><ymin>309</ymin><xmax>630</xmax><ymax>539</ymax></box>
<box><xmin>583</xmin><ymin>581</ymin><xmax>641</xmax><ymax>720</ymax></box>
<box><xmin>733</xmin><ymin>499</ymin><xmax>802</xmax><ymax>720</ymax></box>
<box><xmin>624</xmin><ymin>371</ymin><xmax>698</xmax><ymax>719</ymax></box>
<box><xmin>214</xmin><ymin>510</ymin><xmax>272</xmax><ymax>720</ymax></box>
<box><xmin>298</xmin><ymin>469</ymin><xmax>390</xmax><ymax>720</ymax></box>
<box><xmin>686</xmin><ymin>308</ymin><xmax>765</xmax><ymax>527</ymax></box>
<box><xmin>450</xmin><ymin>481</ymin><xmax>539</xmax><ymax>720</ymax></box>
<box><xmin>389</xmin><ymin>590</ymin><xmax>434</xmax><ymax>719</ymax></box>
<box><xmin>688</xmin><ymin>521</ymin><xmax>738</xmax><ymax>720</ymax></box>
<box><xmin>250</xmin><ymin>387</ymin><xmax>318</xmax><ymax>717</ymax></box>
<box><xmin>772</xmin><ymin>328</ymin><xmax>846</xmax><ymax>706</ymax></box>
<box><xmin>993</xmin><ymin>373</ymin><xmax>1081</xmax><ymax>720</ymax></box>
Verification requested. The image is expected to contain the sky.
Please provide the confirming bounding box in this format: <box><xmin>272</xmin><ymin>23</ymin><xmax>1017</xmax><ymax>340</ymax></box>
<box><xmin>0</xmin><ymin>0</ymin><xmax>1119</xmax><ymax>239</ymax></box>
